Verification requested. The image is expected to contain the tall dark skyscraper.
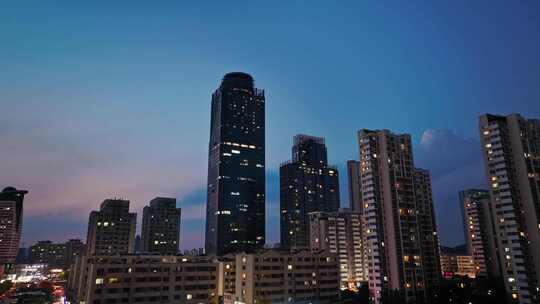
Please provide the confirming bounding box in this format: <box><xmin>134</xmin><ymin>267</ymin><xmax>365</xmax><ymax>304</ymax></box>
<box><xmin>280</xmin><ymin>135</ymin><xmax>340</xmax><ymax>249</ymax></box>
<box><xmin>205</xmin><ymin>72</ymin><xmax>265</xmax><ymax>255</ymax></box>
<box><xmin>0</xmin><ymin>187</ymin><xmax>28</xmax><ymax>275</ymax></box>
<box><xmin>141</xmin><ymin>197</ymin><xmax>181</xmax><ymax>255</ymax></box>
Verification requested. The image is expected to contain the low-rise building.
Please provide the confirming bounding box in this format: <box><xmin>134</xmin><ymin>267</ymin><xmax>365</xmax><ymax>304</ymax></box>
<box><xmin>67</xmin><ymin>249</ymin><xmax>340</xmax><ymax>304</ymax></box>
<box><xmin>440</xmin><ymin>254</ymin><xmax>476</xmax><ymax>278</ymax></box>
<box><xmin>29</xmin><ymin>241</ymin><xmax>67</xmax><ymax>268</ymax></box>
<box><xmin>68</xmin><ymin>254</ymin><xmax>219</xmax><ymax>304</ymax></box>
<box><xmin>226</xmin><ymin>249</ymin><xmax>340</xmax><ymax>304</ymax></box>
<box><xmin>29</xmin><ymin>239</ymin><xmax>85</xmax><ymax>269</ymax></box>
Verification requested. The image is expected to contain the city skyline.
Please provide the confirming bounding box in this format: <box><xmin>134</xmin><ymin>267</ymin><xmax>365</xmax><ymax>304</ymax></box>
<box><xmin>2</xmin><ymin>1</ymin><xmax>540</xmax><ymax>251</ymax></box>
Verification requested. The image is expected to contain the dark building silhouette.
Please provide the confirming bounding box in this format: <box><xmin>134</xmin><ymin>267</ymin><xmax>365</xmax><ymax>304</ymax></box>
<box><xmin>134</xmin><ymin>235</ymin><xmax>141</xmax><ymax>253</ymax></box>
<box><xmin>347</xmin><ymin>160</ymin><xmax>362</xmax><ymax>212</ymax></box>
<box><xmin>414</xmin><ymin>168</ymin><xmax>442</xmax><ymax>299</ymax></box>
<box><xmin>15</xmin><ymin>247</ymin><xmax>29</xmax><ymax>264</ymax></box>
<box><xmin>86</xmin><ymin>199</ymin><xmax>136</xmax><ymax>256</ymax></box>
<box><xmin>65</xmin><ymin>239</ymin><xmax>85</xmax><ymax>267</ymax></box>
<box><xmin>205</xmin><ymin>72</ymin><xmax>266</xmax><ymax>255</ymax></box>
<box><xmin>141</xmin><ymin>197</ymin><xmax>181</xmax><ymax>255</ymax></box>
<box><xmin>0</xmin><ymin>186</ymin><xmax>28</xmax><ymax>275</ymax></box>
<box><xmin>280</xmin><ymin>135</ymin><xmax>340</xmax><ymax>249</ymax></box>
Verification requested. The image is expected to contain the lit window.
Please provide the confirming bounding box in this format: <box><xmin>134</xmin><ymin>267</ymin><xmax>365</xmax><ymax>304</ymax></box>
<box><xmin>95</xmin><ymin>278</ymin><xmax>104</xmax><ymax>285</ymax></box>
<box><xmin>186</xmin><ymin>294</ymin><xmax>193</xmax><ymax>300</ymax></box>
<box><xmin>231</xmin><ymin>149</ymin><xmax>240</xmax><ymax>154</ymax></box>
<box><xmin>288</xmin><ymin>265</ymin><xmax>293</xmax><ymax>270</ymax></box>
<box><xmin>108</xmin><ymin>277</ymin><xmax>120</xmax><ymax>283</ymax></box>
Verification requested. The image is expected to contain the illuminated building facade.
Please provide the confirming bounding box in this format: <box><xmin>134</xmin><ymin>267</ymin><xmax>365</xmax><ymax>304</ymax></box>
<box><xmin>68</xmin><ymin>254</ymin><xmax>219</xmax><ymax>304</ymax></box>
<box><xmin>0</xmin><ymin>186</ymin><xmax>28</xmax><ymax>275</ymax></box>
<box><xmin>205</xmin><ymin>72</ymin><xmax>265</xmax><ymax>256</ymax></box>
<box><xmin>479</xmin><ymin>113</ymin><xmax>540</xmax><ymax>304</ymax></box>
<box><xmin>141</xmin><ymin>197</ymin><xmax>181</xmax><ymax>255</ymax></box>
<box><xmin>225</xmin><ymin>249</ymin><xmax>340</xmax><ymax>304</ymax></box>
<box><xmin>68</xmin><ymin>250</ymin><xmax>339</xmax><ymax>304</ymax></box>
<box><xmin>309</xmin><ymin>210</ymin><xmax>367</xmax><ymax>289</ymax></box>
<box><xmin>29</xmin><ymin>239</ymin><xmax>85</xmax><ymax>268</ymax></box>
<box><xmin>280</xmin><ymin>135</ymin><xmax>340</xmax><ymax>249</ymax></box>
<box><xmin>357</xmin><ymin>129</ymin><xmax>440</xmax><ymax>304</ymax></box>
<box><xmin>86</xmin><ymin>199</ymin><xmax>137</xmax><ymax>256</ymax></box>
<box><xmin>459</xmin><ymin>189</ymin><xmax>499</xmax><ymax>278</ymax></box>
<box><xmin>29</xmin><ymin>241</ymin><xmax>67</xmax><ymax>268</ymax></box>
<box><xmin>440</xmin><ymin>254</ymin><xmax>477</xmax><ymax>278</ymax></box>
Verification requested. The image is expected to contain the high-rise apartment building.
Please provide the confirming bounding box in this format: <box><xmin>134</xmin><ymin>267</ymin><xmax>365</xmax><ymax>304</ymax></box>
<box><xmin>479</xmin><ymin>113</ymin><xmax>540</xmax><ymax>304</ymax></box>
<box><xmin>0</xmin><ymin>186</ymin><xmax>28</xmax><ymax>275</ymax></box>
<box><xmin>414</xmin><ymin>169</ymin><xmax>442</xmax><ymax>295</ymax></box>
<box><xmin>86</xmin><ymin>199</ymin><xmax>137</xmax><ymax>256</ymax></box>
<box><xmin>347</xmin><ymin>160</ymin><xmax>362</xmax><ymax>212</ymax></box>
<box><xmin>459</xmin><ymin>189</ymin><xmax>499</xmax><ymax>278</ymax></box>
<box><xmin>205</xmin><ymin>72</ymin><xmax>265</xmax><ymax>256</ymax></box>
<box><xmin>280</xmin><ymin>135</ymin><xmax>340</xmax><ymax>249</ymax></box>
<box><xmin>141</xmin><ymin>197</ymin><xmax>181</xmax><ymax>255</ymax></box>
<box><xmin>309</xmin><ymin>210</ymin><xmax>366</xmax><ymax>289</ymax></box>
<box><xmin>357</xmin><ymin>129</ymin><xmax>440</xmax><ymax>304</ymax></box>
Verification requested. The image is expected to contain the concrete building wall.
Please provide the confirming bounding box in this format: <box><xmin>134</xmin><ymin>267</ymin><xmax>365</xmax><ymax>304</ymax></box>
<box><xmin>479</xmin><ymin>113</ymin><xmax>540</xmax><ymax>304</ymax></box>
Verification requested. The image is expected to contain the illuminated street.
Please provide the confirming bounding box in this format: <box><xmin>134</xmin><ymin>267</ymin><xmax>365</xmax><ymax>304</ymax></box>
<box><xmin>0</xmin><ymin>265</ymin><xmax>66</xmax><ymax>304</ymax></box>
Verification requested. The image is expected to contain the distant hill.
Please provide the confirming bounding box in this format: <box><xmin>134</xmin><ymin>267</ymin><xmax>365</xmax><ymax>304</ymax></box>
<box><xmin>440</xmin><ymin>244</ymin><xmax>467</xmax><ymax>255</ymax></box>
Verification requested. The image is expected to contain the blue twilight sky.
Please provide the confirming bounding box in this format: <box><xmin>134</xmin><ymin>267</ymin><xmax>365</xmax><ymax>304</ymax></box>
<box><xmin>1</xmin><ymin>1</ymin><xmax>540</xmax><ymax>250</ymax></box>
